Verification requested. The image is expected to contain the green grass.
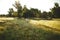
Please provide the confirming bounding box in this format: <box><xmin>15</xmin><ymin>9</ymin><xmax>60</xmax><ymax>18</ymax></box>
<box><xmin>0</xmin><ymin>18</ymin><xmax>60</xmax><ymax>40</ymax></box>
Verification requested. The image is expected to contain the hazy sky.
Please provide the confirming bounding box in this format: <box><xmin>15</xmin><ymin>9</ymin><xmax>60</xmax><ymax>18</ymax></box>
<box><xmin>0</xmin><ymin>0</ymin><xmax>60</xmax><ymax>14</ymax></box>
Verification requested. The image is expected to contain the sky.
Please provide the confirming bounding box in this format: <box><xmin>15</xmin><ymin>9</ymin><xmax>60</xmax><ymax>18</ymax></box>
<box><xmin>0</xmin><ymin>0</ymin><xmax>60</xmax><ymax>14</ymax></box>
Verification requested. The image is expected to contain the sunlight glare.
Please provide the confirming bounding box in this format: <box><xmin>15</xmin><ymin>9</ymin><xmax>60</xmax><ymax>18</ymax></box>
<box><xmin>0</xmin><ymin>0</ymin><xmax>60</xmax><ymax>14</ymax></box>
<box><xmin>20</xmin><ymin>0</ymin><xmax>54</xmax><ymax>12</ymax></box>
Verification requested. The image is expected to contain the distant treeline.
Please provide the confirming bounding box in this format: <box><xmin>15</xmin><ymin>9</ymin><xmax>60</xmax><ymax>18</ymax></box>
<box><xmin>0</xmin><ymin>1</ymin><xmax>60</xmax><ymax>19</ymax></box>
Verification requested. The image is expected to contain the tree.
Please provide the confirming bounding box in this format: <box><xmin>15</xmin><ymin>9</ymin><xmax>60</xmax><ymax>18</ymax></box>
<box><xmin>41</xmin><ymin>11</ymin><xmax>48</xmax><ymax>19</ymax></box>
<box><xmin>47</xmin><ymin>12</ymin><xmax>52</xmax><ymax>19</ymax></box>
<box><xmin>55</xmin><ymin>3</ymin><xmax>59</xmax><ymax>8</ymax></box>
<box><xmin>51</xmin><ymin>3</ymin><xmax>60</xmax><ymax>18</ymax></box>
<box><xmin>23</xmin><ymin>10</ymin><xmax>34</xmax><ymax>18</ymax></box>
<box><xmin>13</xmin><ymin>1</ymin><xmax>22</xmax><ymax>18</ymax></box>
<box><xmin>23</xmin><ymin>5</ymin><xmax>28</xmax><ymax>13</ymax></box>
<box><xmin>22</xmin><ymin>5</ymin><xmax>28</xmax><ymax>17</ymax></box>
<box><xmin>30</xmin><ymin>8</ymin><xmax>41</xmax><ymax>18</ymax></box>
<box><xmin>8</xmin><ymin>8</ymin><xmax>14</xmax><ymax>17</ymax></box>
<box><xmin>12</xmin><ymin>12</ymin><xmax>18</xmax><ymax>17</ymax></box>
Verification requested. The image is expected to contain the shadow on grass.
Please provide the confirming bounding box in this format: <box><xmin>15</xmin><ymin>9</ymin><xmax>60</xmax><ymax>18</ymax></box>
<box><xmin>47</xmin><ymin>33</ymin><xmax>60</xmax><ymax>40</ymax></box>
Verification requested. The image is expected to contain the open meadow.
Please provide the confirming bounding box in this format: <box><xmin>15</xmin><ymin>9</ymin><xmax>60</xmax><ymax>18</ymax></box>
<box><xmin>0</xmin><ymin>17</ymin><xmax>60</xmax><ymax>40</ymax></box>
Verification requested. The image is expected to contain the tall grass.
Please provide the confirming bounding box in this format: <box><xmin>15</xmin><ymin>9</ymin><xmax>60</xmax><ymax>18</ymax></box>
<box><xmin>0</xmin><ymin>18</ymin><xmax>60</xmax><ymax>40</ymax></box>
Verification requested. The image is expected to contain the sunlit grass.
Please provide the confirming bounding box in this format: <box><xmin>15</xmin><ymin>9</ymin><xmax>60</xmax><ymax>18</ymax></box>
<box><xmin>29</xmin><ymin>19</ymin><xmax>60</xmax><ymax>29</ymax></box>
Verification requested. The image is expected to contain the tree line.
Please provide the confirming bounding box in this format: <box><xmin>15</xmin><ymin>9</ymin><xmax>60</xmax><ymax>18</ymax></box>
<box><xmin>7</xmin><ymin>1</ymin><xmax>60</xmax><ymax>19</ymax></box>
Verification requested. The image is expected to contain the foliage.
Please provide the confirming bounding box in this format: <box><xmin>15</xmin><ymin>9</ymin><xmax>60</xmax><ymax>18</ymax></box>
<box><xmin>41</xmin><ymin>11</ymin><xmax>47</xmax><ymax>18</ymax></box>
<box><xmin>30</xmin><ymin>8</ymin><xmax>41</xmax><ymax>18</ymax></box>
<box><xmin>51</xmin><ymin>3</ymin><xmax>60</xmax><ymax>18</ymax></box>
<box><xmin>8</xmin><ymin>8</ymin><xmax>14</xmax><ymax>17</ymax></box>
<box><xmin>13</xmin><ymin>1</ymin><xmax>22</xmax><ymax>17</ymax></box>
<box><xmin>7</xmin><ymin>1</ymin><xmax>60</xmax><ymax>19</ymax></box>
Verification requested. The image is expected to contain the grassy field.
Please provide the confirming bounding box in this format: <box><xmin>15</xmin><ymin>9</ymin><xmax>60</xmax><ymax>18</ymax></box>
<box><xmin>0</xmin><ymin>18</ymin><xmax>60</xmax><ymax>40</ymax></box>
<box><xmin>29</xmin><ymin>19</ymin><xmax>60</xmax><ymax>31</ymax></box>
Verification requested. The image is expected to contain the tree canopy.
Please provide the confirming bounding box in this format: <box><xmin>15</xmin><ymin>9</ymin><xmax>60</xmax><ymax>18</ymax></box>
<box><xmin>7</xmin><ymin>1</ymin><xmax>60</xmax><ymax>19</ymax></box>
